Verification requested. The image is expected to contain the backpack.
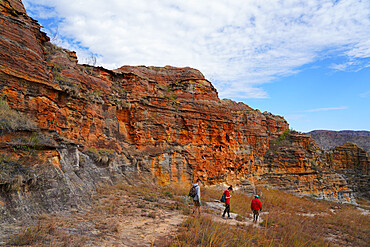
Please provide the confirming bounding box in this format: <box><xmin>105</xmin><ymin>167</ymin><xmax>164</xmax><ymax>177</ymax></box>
<box><xmin>220</xmin><ymin>191</ymin><xmax>226</xmax><ymax>202</ymax></box>
<box><xmin>189</xmin><ymin>185</ymin><xmax>197</xmax><ymax>198</ymax></box>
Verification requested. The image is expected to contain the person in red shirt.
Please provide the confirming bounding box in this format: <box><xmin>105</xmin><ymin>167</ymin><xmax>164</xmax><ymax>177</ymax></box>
<box><xmin>251</xmin><ymin>195</ymin><xmax>262</xmax><ymax>223</ymax></box>
<box><xmin>222</xmin><ymin>186</ymin><xmax>233</xmax><ymax>219</ymax></box>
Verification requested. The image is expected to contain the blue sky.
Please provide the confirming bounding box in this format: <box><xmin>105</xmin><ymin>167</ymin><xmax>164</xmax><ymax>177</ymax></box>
<box><xmin>22</xmin><ymin>0</ymin><xmax>370</xmax><ymax>132</ymax></box>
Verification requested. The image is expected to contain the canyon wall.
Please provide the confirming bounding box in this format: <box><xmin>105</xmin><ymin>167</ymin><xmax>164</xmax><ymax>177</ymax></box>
<box><xmin>1</xmin><ymin>0</ymin><xmax>368</xmax><ymax>221</ymax></box>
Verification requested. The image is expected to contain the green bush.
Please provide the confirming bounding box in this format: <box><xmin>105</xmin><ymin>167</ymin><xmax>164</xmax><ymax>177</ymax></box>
<box><xmin>279</xmin><ymin>129</ymin><xmax>291</xmax><ymax>141</ymax></box>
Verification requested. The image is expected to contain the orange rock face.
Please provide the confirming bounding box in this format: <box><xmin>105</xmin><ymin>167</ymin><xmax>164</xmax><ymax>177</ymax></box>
<box><xmin>1</xmin><ymin>0</ymin><xmax>368</xmax><ymax>205</ymax></box>
<box><xmin>325</xmin><ymin>143</ymin><xmax>369</xmax><ymax>199</ymax></box>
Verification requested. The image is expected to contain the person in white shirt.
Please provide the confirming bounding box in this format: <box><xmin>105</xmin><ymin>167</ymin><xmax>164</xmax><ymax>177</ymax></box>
<box><xmin>192</xmin><ymin>179</ymin><xmax>202</xmax><ymax>215</ymax></box>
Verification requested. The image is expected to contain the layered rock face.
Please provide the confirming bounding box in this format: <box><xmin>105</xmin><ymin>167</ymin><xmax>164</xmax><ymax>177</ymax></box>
<box><xmin>0</xmin><ymin>0</ymin><xmax>368</xmax><ymax>220</ymax></box>
<box><xmin>326</xmin><ymin>143</ymin><xmax>369</xmax><ymax>199</ymax></box>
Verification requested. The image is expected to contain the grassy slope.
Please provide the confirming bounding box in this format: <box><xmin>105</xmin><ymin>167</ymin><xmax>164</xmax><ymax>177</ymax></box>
<box><xmin>176</xmin><ymin>186</ymin><xmax>369</xmax><ymax>246</ymax></box>
<box><xmin>6</xmin><ymin>182</ymin><xmax>370</xmax><ymax>247</ymax></box>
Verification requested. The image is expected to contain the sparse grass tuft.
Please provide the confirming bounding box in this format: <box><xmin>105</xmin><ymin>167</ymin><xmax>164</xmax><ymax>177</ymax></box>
<box><xmin>0</xmin><ymin>96</ymin><xmax>36</xmax><ymax>132</ymax></box>
<box><xmin>7</xmin><ymin>220</ymin><xmax>55</xmax><ymax>246</ymax></box>
<box><xmin>173</xmin><ymin>216</ymin><xmax>274</xmax><ymax>247</ymax></box>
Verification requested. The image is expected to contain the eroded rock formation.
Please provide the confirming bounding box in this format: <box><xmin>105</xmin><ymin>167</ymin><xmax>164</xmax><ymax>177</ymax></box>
<box><xmin>1</xmin><ymin>0</ymin><xmax>368</xmax><ymax>221</ymax></box>
<box><xmin>326</xmin><ymin>142</ymin><xmax>369</xmax><ymax>199</ymax></box>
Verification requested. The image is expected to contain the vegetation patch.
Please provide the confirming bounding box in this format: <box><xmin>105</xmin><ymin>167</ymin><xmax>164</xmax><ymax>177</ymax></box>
<box><xmin>0</xmin><ymin>96</ymin><xmax>36</xmax><ymax>132</ymax></box>
<box><xmin>0</xmin><ymin>159</ymin><xmax>32</xmax><ymax>192</ymax></box>
<box><xmin>50</xmin><ymin>62</ymin><xmax>80</xmax><ymax>97</ymax></box>
<box><xmin>83</xmin><ymin>148</ymin><xmax>116</xmax><ymax>167</ymax></box>
<box><xmin>7</xmin><ymin>214</ymin><xmax>91</xmax><ymax>246</ymax></box>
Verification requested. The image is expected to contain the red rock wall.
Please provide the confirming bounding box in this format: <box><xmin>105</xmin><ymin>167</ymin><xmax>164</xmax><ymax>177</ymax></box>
<box><xmin>262</xmin><ymin>134</ymin><xmax>354</xmax><ymax>201</ymax></box>
<box><xmin>325</xmin><ymin>143</ymin><xmax>369</xmax><ymax>199</ymax></box>
<box><xmin>0</xmin><ymin>0</ymin><xmax>51</xmax><ymax>86</ymax></box>
<box><xmin>1</xmin><ymin>0</ymin><xmax>367</xmax><ymax>202</ymax></box>
<box><xmin>326</xmin><ymin>143</ymin><xmax>369</xmax><ymax>174</ymax></box>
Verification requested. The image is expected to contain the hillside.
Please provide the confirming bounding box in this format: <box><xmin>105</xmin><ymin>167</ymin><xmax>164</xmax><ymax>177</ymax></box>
<box><xmin>308</xmin><ymin>130</ymin><xmax>370</xmax><ymax>153</ymax></box>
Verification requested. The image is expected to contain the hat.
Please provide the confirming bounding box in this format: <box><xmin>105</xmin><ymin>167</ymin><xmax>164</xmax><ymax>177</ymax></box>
<box><xmin>254</xmin><ymin>195</ymin><xmax>259</xmax><ymax>198</ymax></box>
<box><xmin>196</xmin><ymin>178</ymin><xmax>201</xmax><ymax>183</ymax></box>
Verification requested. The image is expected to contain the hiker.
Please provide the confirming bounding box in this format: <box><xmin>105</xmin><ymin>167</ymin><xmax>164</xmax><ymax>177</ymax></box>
<box><xmin>191</xmin><ymin>179</ymin><xmax>202</xmax><ymax>215</ymax></box>
<box><xmin>222</xmin><ymin>186</ymin><xmax>233</xmax><ymax>219</ymax></box>
<box><xmin>251</xmin><ymin>194</ymin><xmax>262</xmax><ymax>223</ymax></box>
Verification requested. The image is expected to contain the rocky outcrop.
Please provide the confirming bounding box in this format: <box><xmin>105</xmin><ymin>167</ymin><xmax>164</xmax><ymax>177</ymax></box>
<box><xmin>0</xmin><ymin>139</ymin><xmax>124</xmax><ymax>222</ymax></box>
<box><xmin>325</xmin><ymin>142</ymin><xmax>369</xmax><ymax>199</ymax></box>
<box><xmin>0</xmin><ymin>0</ymin><xmax>367</xmax><ymax>221</ymax></box>
<box><xmin>260</xmin><ymin>132</ymin><xmax>355</xmax><ymax>201</ymax></box>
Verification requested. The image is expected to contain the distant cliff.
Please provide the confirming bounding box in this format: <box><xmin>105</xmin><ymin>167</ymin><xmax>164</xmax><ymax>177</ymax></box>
<box><xmin>307</xmin><ymin>130</ymin><xmax>370</xmax><ymax>153</ymax></box>
<box><xmin>0</xmin><ymin>0</ymin><xmax>368</xmax><ymax>222</ymax></box>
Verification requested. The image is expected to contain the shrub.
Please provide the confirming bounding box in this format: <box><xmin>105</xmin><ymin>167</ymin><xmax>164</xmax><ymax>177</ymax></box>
<box><xmin>50</xmin><ymin>62</ymin><xmax>80</xmax><ymax>97</ymax></box>
<box><xmin>278</xmin><ymin>129</ymin><xmax>291</xmax><ymax>142</ymax></box>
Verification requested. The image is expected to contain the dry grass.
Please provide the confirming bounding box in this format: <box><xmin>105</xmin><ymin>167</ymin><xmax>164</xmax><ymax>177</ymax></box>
<box><xmin>7</xmin><ymin>182</ymin><xmax>369</xmax><ymax>246</ymax></box>
<box><xmin>0</xmin><ymin>96</ymin><xmax>36</xmax><ymax>132</ymax></box>
<box><xmin>7</xmin><ymin>221</ymin><xmax>55</xmax><ymax>246</ymax></box>
<box><xmin>172</xmin><ymin>186</ymin><xmax>369</xmax><ymax>247</ymax></box>
<box><xmin>172</xmin><ymin>216</ymin><xmax>271</xmax><ymax>247</ymax></box>
<box><xmin>89</xmin><ymin>183</ymin><xmax>370</xmax><ymax>246</ymax></box>
<box><xmin>6</xmin><ymin>214</ymin><xmax>90</xmax><ymax>246</ymax></box>
<box><xmin>7</xmin><ymin>181</ymin><xmax>190</xmax><ymax>246</ymax></box>
<box><xmin>257</xmin><ymin>188</ymin><xmax>369</xmax><ymax>246</ymax></box>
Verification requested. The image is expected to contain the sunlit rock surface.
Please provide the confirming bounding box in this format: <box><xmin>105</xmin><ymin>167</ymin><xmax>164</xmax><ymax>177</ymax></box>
<box><xmin>1</xmin><ymin>0</ymin><xmax>368</xmax><ymax>221</ymax></box>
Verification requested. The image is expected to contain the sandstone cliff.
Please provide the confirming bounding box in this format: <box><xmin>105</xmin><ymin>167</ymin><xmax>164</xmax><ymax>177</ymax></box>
<box><xmin>0</xmin><ymin>0</ymin><xmax>368</xmax><ymax>221</ymax></box>
<box><xmin>325</xmin><ymin>142</ymin><xmax>369</xmax><ymax>199</ymax></box>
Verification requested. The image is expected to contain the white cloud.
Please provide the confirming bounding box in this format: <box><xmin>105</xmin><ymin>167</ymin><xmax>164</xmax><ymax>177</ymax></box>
<box><xmin>304</xmin><ymin>106</ymin><xmax>348</xmax><ymax>112</ymax></box>
<box><xmin>346</xmin><ymin>40</ymin><xmax>370</xmax><ymax>59</ymax></box>
<box><xmin>23</xmin><ymin>0</ymin><xmax>370</xmax><ymax>99</ymax></box>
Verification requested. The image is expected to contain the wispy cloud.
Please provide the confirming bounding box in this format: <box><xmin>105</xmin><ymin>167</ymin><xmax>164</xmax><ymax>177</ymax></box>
<box><xmin>304</xmin><ymin>106</ymin><xmax>348</xmax><ymax>113</ymax></box>
<box><xmin>330</xmin><ymin>61</ymin><xmax>357</xmax><ymax>71</ymax></box>
<box><xmin>330</xmin><ymin>58</ymin><xmax>370</xmax><ymax>72</ymax></box>
<box><xmin>360</xmin><ymin>91</ymin><xmax>370</xmax><ymax>98</ymax></box>
<box><xmin>23</xmin><ymin>0</ymin><xmax>370</xmax><ymax>99</ymax></box>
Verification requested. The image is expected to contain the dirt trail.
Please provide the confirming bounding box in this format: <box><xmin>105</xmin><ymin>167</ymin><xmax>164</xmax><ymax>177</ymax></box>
<box><xmin>205</xmin><ymin>201</ymin><xmax>266</xmax><ymax>227</ymax></box>
<box><xmin>107</xmin><ymin>200</ymin><xmax>264</xmax><ymax>246</ymax></box>
<box><xmin>0</xmin><ymin>191</ymin><xmax>188</xmax><ymax>246</ymax></box>
<box><xmin>115</xmin><ymin>201</ymin><xmax>265</xmax><ymax>246</ymax></box>
<box><xmin>114</xmin><ymin>209</ymin><xmax>186</xmax><ymax>246</ymax></box>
